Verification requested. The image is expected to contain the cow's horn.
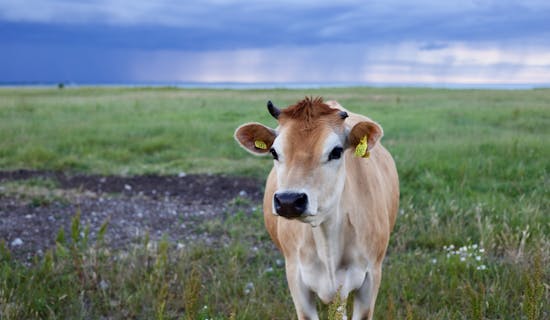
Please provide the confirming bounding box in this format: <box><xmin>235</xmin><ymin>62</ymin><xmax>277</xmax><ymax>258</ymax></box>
<box><xmin>267</xmin><ymin>101</ymin><xmax>280</xmax><ymax>119</ymax></box>
<box><xmin>339</xmin><ymin>111</ymin><xmax>348</xmax><ymax>119</ymax></box>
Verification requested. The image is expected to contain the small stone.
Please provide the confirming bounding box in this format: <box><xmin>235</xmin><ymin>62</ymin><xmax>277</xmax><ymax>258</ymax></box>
<box><xmin>124</xmin><ymin>184</ymin><xmax>132</xmax><ymax>191</ymax></box>
<box><xmin>25</xmin><ymin>214</ymin><xmax>33</xmax><ymax>219</ymax></box>
<box><xmin>239</xmin><ymin>190</ymin><xmax>247</xmax><ymax>197</ymax></box>
<box><xmin>178</xmin><ymin>172</ymin><xmax>187</xmax><ymax>178</ymax></box>
<box><xmin>11</xmin><ymin>238</ymin><xmax>23</xmax><ymax>247</ymax></box>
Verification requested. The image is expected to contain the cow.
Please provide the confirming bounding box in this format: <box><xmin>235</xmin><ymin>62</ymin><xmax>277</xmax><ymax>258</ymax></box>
<box><xmin>234</xmin><ymin>97</ymin><xmax>399</xmax><ymax>320</ymax></box>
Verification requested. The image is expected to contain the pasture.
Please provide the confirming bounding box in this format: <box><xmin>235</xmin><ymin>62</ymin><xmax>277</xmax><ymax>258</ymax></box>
<box><xmin>0</xmin><ymin>87</ymin><xmax>548</xmax><ymax>319</ymax></box>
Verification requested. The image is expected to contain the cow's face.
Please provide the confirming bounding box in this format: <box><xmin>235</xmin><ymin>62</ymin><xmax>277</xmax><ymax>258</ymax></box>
<box><xmin>235</xmin><ymin>98</ymin><xmax>382</xmax><ymax>227</ymax></box>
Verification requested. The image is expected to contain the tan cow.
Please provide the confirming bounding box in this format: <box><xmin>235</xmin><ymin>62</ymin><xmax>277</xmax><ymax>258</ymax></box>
<box><xmin>234</xmin><ymin>97</ymin><xmax>399</xmax><ymax>320</ymax></box>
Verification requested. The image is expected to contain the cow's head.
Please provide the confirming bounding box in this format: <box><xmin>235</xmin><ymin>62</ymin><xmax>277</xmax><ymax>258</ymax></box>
<box><xmin>235</xmin><ymin>97</ymin><xmax>383</xmax><ymax>226</ymax></box>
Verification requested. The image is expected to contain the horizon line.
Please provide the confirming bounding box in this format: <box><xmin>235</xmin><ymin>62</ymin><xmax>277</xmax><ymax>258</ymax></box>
<box><xmin>0</xmin><ymin>81</ymin><xmax>548</xmax><ymax>90</ymax></box>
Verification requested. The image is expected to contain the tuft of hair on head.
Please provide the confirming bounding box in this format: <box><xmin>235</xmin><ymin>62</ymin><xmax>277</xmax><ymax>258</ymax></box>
<box><xmin>280</xmin><ymin>97</ymin><xmax>340</xmax><ymax>127</ymax></box>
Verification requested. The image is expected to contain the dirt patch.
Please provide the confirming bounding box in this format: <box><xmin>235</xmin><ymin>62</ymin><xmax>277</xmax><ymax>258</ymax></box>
<box><xmin>0</xmin><ymin>170</ymin><xmax>264</xmax><ymax>262</ymax></box>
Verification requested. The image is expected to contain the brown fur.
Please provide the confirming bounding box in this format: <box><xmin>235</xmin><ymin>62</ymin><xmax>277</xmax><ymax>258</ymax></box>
<box><xmin>279</xmin><ymin>97</ymin><xmax>340</xmax><ymax>128</ymax></box>
<box><xmin>278</xmin><ymin>97</ymin><xmax>345</xmax><ymax>172</ymax></box>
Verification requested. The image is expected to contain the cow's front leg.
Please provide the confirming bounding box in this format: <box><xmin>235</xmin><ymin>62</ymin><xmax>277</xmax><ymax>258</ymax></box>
<box><xmin>286</xmin><ymin>262</ymin><xmax>318</xmax><ymax>320</ymax></box>
<box><xmin>352</xmin><ymin>264</ymin><xmax>382</xmax><ymax>320</ymax></box>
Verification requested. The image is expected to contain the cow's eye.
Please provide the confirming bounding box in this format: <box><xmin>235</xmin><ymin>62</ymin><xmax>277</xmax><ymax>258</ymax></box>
<box><xmin>328</xmin><ymin>146</ymin><xmax>343</xmax><ymax>161</ymax></box>
<box><xmin>270</xmin><ymin>148</ymin><xmax>279</xmax><ymax>161</ymax></box>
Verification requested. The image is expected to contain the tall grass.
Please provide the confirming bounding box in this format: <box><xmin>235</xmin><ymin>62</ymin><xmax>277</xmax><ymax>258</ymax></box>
<box><xmin>0</xmin><ymin>87</ymin><xmax>549</xmax><ymax>319</ymax></box>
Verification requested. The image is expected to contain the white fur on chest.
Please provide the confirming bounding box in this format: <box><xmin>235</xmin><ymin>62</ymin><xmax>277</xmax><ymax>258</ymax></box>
<box><xmin>299</xmin><ymin>244</ymin><xmax>369</xmax><ymax>303</ymax></box>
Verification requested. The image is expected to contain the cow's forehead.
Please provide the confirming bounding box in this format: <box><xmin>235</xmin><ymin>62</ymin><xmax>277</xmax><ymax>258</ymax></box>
<box><xmin>281</xmin><ymin>119</ymin><xmax>332</xmax><ymax>149</ymax></box>
<box><xmin>276</xmin><ymin>118</ymin><xmax>344</xmax><ymax>168</ymax></box>
<box><xmin>273</xmin><ymin>97</ymin><xmax>346</xmax><ymax>165</ymax></box>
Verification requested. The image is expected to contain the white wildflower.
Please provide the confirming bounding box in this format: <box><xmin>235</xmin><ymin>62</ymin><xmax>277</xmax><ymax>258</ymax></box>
<box><xmin>99</xmin><ymin>280</ymin><xmax>109</xmax><ymax>290</ymax></box>
<box><xmin>244</xmin><ymin>282</ymin><xmax>254</xmax><ymax>294</ymax></box>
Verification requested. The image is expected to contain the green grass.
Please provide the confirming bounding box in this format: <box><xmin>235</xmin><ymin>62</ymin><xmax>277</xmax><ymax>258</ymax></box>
<box><xmin>1</xmin><ymin>86</ymin><xmax>549</xmax><ymax>319</ymax></box>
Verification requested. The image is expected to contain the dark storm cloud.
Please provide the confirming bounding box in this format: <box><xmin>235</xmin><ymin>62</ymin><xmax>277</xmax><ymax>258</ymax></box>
<box><xmin>1</xmin><ymin>0</ymin><xmax>549</xmax><ymax>83</ymax></box>
<box><xmin>2</xmin><ymin>1</ymin><xmax>549</xmax><ymax>50</ymax></box>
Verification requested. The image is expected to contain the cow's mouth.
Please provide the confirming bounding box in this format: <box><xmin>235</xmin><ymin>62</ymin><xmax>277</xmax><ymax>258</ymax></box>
<box><xmin>274</xmin><ymin>211</ymin><xmax>320</xmax><ymax>227</ymax></box>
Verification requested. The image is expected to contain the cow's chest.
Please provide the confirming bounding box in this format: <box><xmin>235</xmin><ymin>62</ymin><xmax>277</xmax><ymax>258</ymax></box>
<box><xmin>299</xmin><ymin>247</ymin><xmax>369</xmax><ymax>303</ymax></box>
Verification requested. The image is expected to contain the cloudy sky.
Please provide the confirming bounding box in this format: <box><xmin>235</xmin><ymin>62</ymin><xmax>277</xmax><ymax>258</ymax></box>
<box><xmin>1</xmin><ymin>0</ymin><xmax>549</xmax><ymax>85</ymax></box>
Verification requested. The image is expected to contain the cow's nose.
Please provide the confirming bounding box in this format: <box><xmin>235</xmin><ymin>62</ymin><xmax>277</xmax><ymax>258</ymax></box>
<box><xmin>273</xmin><ymin>192</ymin><xmax>308</xmax><ymax>218</ymax></box>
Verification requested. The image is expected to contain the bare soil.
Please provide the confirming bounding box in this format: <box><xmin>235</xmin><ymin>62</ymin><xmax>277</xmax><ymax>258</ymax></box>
<box><xmin>0</xmin><ymin>170</ymin><xmax>263</xmax><ymax>262</ymax></box>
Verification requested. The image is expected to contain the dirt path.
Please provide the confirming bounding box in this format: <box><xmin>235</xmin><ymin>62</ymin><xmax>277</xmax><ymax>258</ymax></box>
<box><xmin>0</xmin><ymin>170</ymin><xmax>263</xmax><ymax>262</ymax></box>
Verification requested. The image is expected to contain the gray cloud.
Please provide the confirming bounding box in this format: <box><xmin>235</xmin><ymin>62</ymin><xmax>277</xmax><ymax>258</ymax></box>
<box><xmin>2</xmin><ymin>0</ymin><xmax>550</xmax><ymax>50</ymax></box>
<box><xmin>1</xmin><ymin>0</ymin><xmax>549</xmax><ymax>83</ymax></box>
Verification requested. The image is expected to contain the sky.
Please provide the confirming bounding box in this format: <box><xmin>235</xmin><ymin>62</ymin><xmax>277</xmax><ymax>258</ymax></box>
<box><xmin>1</xmin><ymin>0</ymin><xmax>550</xmax><ymax>85</ymax></box>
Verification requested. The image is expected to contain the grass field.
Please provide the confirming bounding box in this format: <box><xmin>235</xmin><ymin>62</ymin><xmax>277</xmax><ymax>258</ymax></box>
<box><xmin>0</xmin><ymin>87</ymin><xmax>549</xmax><ymax>319</ymax></box>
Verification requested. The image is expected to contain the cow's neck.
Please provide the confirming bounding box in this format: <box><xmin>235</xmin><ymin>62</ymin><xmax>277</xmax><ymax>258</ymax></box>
<box><xmin>311</xmin><ymin>206</ymin><xmax>345</xmax><ymax>286</ymax></box>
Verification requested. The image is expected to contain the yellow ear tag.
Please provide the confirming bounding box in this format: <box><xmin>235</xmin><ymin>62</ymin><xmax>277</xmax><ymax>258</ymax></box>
<box><xmin>354</xmin><ymin>135</ymin><xmax>370</xmax><ymax>158</ymax></box>
<box><xmin>254</xmin><ymin>140</ymin><xmax>268</xmax><ymax>150</ymax></box>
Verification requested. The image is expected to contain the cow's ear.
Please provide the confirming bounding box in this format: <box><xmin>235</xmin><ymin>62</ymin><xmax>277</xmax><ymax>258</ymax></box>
<box><xmin>234</xmin><ymin>122</ymin><xmax>277</xmax><ymax>156</ymax></box>
<box><xmin>348</xmin><ymin>120</ymin><xmax>384</xmax><ymax>155</ymax></box>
